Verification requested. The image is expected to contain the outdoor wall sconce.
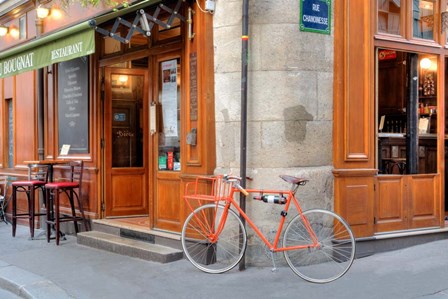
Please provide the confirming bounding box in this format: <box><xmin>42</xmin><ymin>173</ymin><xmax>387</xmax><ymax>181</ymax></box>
<box><xmin>9</xmin><ymin>27</ymin><xmax>19</xmax><ymax>39</ymax></box>
<box><xmin>0</xmin><ymin>26</ymin><xmax>8</xmax><ymax>36</ymax></box>
<box><xmin>36</xmin><ymin>6</ymin><xmax>50</xmax><ymax>19</ymax></box>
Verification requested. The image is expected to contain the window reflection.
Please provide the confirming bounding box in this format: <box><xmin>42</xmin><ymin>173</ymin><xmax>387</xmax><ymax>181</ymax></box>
<box><xmin>378</xmin><ymin>0</ymin><xmax>401</xmax><ymax>35</ymax></box>
<box><xmin>413</xmin><ymin>0</ymin><xmax>435</xmax><ymax>40</ymax></box>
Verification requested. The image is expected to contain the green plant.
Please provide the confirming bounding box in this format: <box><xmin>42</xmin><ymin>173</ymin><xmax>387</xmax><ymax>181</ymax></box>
<box><xmin>58</xmin><ymin>0</ymin><xmax>129</xmax><ymax>9</ymax></box>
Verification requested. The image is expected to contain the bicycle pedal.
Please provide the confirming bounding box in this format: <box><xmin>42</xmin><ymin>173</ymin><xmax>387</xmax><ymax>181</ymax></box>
<box><xmin>271</xmin><ymin>267</ymin><xmax>278</xmax><ymax>273</ymax></box>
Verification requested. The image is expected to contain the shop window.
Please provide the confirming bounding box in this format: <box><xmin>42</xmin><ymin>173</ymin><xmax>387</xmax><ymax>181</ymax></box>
<box><xmin>413</xmin><ymin>0</ymin><xmax>436</xmax><ymax>40</ymax></box>
<box><xmin>103</xmin><ymin>34</ymin><xmax>122</xmax><ymax>56</ymax></box>
<box><xmin>377</xmin><ymin>49</ymin><xmax>438</xmax><ymax>175</ymax></box>
<box><xmin>157</xmin><ymin>17</ymin><xmax>181</xmax><ymax>42</ymax></box>
<box><xmin>377</xmin><ymin>0</ymin><xmax>438</xmax><ymax>41</ymax></box>
<box><xmin>19</xmin><ymin>16</ymin><xmax>26</xmax><ymax>40</ymax></box>
<box><xmin>378</xmin><ymin>0</ymin><xmax>401</xmax><ymax>35</ymax></box>
<box><xmin>158</xmin><ymin>58</ymin><xmax>181</xmax><ymax>171</ymax></box>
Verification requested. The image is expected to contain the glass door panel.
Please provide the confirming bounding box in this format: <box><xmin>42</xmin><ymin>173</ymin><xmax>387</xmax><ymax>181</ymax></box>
<box><xmin>377</xmin><ymin>49</ymin><xmax>438</xmax><ymax>175</ymax></box>
<box><xmin>111</xmin><ymin>73</ymin><xmax>144</xmax><ymax>168</ymax></box>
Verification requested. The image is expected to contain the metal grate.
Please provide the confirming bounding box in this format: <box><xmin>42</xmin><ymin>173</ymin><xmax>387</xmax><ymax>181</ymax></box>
<box><xmin>93</xmin><ymin>0</ymin><xmax>186</xmax><ymax>44</ymax></box>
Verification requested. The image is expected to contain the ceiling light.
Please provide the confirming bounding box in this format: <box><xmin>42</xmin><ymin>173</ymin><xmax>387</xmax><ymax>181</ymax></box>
<box><xmin>420</xmin><ymin>58</ymin><xmax>432</xmax><ymax>69</ymax></box>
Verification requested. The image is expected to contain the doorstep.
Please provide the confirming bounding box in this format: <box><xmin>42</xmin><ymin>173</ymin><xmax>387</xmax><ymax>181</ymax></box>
<box><xmin>76</xmin><ymin>219</ymin><xmax>184</xmax><ymax>263</ymax></box>
<box><xmin>356</xmin><ymin>227</ymin><xmax>448</xmax><ymax>258</ymax></box>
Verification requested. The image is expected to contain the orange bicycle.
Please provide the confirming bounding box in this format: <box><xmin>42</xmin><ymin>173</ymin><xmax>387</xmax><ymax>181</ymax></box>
<box><xmin>181</xmin><ymin>174</ymin><xmax>356</xmax><ymax>283</ymax></box>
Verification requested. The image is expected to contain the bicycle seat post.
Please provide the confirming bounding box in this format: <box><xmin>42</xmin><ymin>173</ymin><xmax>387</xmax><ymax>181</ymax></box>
<box><xmin>291</xmin><ymin>184</ymin><xmax>300</xmax><ymax>196</ymax></box>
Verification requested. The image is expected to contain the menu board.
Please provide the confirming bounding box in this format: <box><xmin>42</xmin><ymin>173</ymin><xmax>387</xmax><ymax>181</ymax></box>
<box><xmin>57</xmin><ymin>56</ymin><xmax>89</xmax><ymax>154</ymax></box>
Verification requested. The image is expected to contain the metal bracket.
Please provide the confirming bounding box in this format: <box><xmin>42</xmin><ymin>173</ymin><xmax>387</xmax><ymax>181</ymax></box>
<box><xmin>93</xmin><ymin>0</ymin><xmax>186</xmax><ymax>44</ymax></box>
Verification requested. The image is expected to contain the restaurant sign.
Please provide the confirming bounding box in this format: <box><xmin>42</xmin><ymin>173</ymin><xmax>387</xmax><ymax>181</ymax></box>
<box><xmin>0</xmin><ymin>29</ymin><xmax>94</xmax><ymax>79</ymax></box>
<box><xmin>300</xmin><ymin>0</ymin><xmax>331</xmax><ymax>35</ymax></box>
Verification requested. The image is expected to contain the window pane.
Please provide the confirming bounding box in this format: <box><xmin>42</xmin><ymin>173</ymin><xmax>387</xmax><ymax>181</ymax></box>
<box><xmin>413</xmin><ymin>0</ymin><xmax>435</xmax><ymax>40</ymax></box>
<box><xmin>19</xmin><ymin>16</ymin><xmax>26</xmax><ymax>40</ymax></box>
<box><xmin>377</xmin><ymin>49</ymin><xmax>438</xmax><ymax>175</ymax></box>
<box><xmin>158</xmin><ymin>58</ymin><xmax>181</xmax><ymax>171</ymax></box>
<box><xmin>111</xmin><ymin>74</ymin><xmax>144</xmax><ymax>168</ymax></box>
<box><xmin>378</xmin><ymin>0</ymin><xmax>401</xmax><ymax>35</ymax></box>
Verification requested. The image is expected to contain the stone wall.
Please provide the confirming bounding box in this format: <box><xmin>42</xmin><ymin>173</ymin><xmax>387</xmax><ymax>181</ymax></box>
<box><xmin>212</xmin><ymin>0</ymin><xmax>335</xmax><ymax>265</ymax></box>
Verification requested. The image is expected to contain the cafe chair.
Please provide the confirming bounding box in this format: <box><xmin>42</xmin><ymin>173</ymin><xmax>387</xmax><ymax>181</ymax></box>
<box><xmin>0</xmin><ymin>176</ymin><xmax>8</xmax><ymax>224</ymax></box>
<box><xmin>45</xmin><ymin>160</ymin><xmax>89</xmax><ymax>245</ymax></box>
<box><xmin>11</xmin><ymin>165</ymin><xmax>49</xmax><ymax>238</ymax></box>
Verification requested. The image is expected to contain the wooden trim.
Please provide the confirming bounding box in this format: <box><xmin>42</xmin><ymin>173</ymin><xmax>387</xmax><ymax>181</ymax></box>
<box><xmin>334</xmin><ymin>0</ymin><xmax>374</xmax><ymax>168</ymax></box>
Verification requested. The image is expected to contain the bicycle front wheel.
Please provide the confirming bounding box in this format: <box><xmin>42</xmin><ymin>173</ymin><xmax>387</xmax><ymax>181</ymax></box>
<box><xmin>181</xmin><ymin>204</ymin><xmax>247</xmax><ymax>274</ymax></box>
<box><xmin>283</xmin><ymin>209</ymin><xmax>355</xmax><ymax>283</ymax></box>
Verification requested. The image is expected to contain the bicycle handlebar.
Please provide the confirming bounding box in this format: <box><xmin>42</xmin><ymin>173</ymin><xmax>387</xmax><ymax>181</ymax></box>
<box><xmin>223</xmin><ymin>175</ymin><xmax>249</xmax><ymax>196</ymax></box>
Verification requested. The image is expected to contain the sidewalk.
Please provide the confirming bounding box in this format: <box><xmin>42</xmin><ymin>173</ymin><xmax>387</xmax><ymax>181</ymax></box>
<box><xmin>1</xmin><ymin>223</ymin><xmax>448</xmax><ymax>299</ymax></box>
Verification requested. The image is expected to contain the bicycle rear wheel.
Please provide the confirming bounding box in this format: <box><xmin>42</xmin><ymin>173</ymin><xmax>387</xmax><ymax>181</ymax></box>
<box><xmin>283</xmin><ymin>209</ymin><xmax>355</xmax><ymax>283</ymax></box>
<box><xmin>181</xmin><ymin>204</ymin><xmax>247</xmax><ymax>274</ymax></box>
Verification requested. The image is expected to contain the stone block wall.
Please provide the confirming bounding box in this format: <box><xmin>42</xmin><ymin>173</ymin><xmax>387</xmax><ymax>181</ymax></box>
<box><xmin>212</xmin><ymin>0</ymin><xmax>335</xmax><ymax>265</ymax></box>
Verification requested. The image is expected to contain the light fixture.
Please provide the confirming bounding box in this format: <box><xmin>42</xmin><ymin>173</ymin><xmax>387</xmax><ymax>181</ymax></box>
<box><xmin>9</xmin><ymin>27</ymin><xmax>19</xmax><ymax>39</ymax></box>
<box><xmin>420</xmin><ymin>57</ymin><xmax>432</xmax><ymax>69</ymax></box>
<box><xmin>50</xmin><ymin>7</ymin><xmax>62</xmax><ymax>19</ymax></box>
<box><xmin>0</xmin><ymin>26</ymin><xmax>8</xmax><ymax>36</ymax></box>
<box><xmin>36</xmin><ymin>6</ymin><xmax>50</xmax><ymax>19</ymax></box>
<box><xmin>118</xmin><ymin>75</ymin><xmax>129</xmax><ymax>84</ymax></box>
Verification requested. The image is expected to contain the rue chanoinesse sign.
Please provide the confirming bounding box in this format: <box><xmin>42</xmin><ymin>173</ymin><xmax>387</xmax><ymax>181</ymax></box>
<box><xmin>300</xmin><ymin>0</ymin><xmax>331</xmax><ymax>35</ymax></box>
<box><xmin>0</xmin><ymin>29</ymin><xmax>94</xmax><ymax>79</ymax></box>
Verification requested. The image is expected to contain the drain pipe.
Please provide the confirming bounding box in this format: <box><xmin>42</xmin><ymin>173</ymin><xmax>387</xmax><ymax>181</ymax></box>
<box><xmin>36</xmin><ymin>5</ymin><xmax>45</xmax><ymax>161</ymax></box>
<box><xmin>239</xmin><ymin>0</ymin><xmax>249</xmax><ymax>271</ymax></box>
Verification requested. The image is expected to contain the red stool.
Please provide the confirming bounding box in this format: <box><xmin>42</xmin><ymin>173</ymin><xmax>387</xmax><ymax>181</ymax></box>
<box><xmin>45</xmin><ymin>160</ymin><xmax>89</xmax><ymax>245</ymax></box>
<box><xmin>12</xmin><ymin>165</ymin><xmax>49</xmax><ymax>239</ymax></box>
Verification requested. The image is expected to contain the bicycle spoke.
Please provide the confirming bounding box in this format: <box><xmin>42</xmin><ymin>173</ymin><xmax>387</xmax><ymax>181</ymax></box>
<box><xmin>182</xmin><ymin>204</ymin><xmax>247</xmax><ymax>274</ymax></box>
<box><xmin>283</xmin><ymin>209</ymin><xmax>355</xmax><ymax>283</ymax></box>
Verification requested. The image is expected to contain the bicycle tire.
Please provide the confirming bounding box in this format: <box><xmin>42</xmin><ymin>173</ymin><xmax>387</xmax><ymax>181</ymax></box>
<box><xmin>283</xmin><ymin>209</ymin><xmax>356</xmax><ymax>283</ymax></box>
<box><xmin>181</xmin><ymin>204</ymin><xmax>247</xmax><ymax>274</ymax></box>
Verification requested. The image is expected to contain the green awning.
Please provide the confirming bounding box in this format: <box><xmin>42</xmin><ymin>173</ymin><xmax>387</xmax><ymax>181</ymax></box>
<box><xmin>0</xmin><ymin>27</ymin><xmax>94</xmax><ymax>79</ymax></box>
<box><xmin>0</xmin><ymin>0</ymin><xmax>161</xmax><ymax>79</ymax></box>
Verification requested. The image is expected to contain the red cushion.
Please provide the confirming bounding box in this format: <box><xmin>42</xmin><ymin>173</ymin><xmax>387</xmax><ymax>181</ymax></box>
<box><xmin>45</xmin><ymin>182</ymin><xmax>79</xmax><ymax>189</ymax></box>
<box><xmin>12</xmin><ymin>180</ymin><xmax>46</xmax><ymax>187</ymax></box>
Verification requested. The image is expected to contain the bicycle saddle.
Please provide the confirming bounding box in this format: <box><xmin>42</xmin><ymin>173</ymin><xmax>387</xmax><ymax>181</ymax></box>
<box><xmin>280</xmin><ymin>175</ymin><xmax>308</xmax><ymax>186</ymax></box>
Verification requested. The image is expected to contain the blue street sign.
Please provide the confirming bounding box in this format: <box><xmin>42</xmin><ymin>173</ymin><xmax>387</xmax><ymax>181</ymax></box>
<box><xmin>300</xmin><ymin>0</ymin><xmax>331</xmax><ymax>35</ymax></box>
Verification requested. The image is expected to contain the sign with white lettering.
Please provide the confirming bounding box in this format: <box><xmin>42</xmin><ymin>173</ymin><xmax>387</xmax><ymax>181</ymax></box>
<box><xmin>300</xmin><ymin>0</ymin><xmax>331</xmax><ymax>35</ymax></box>
<box><xmin>57</xmin><ymin>57</ymin><xmax>89</xmax><ymax>154</ymax></box>
<box><xmin>0</xmin><ymin>29</ymin><xmax>94</xmax><ymax>78</ymax></box>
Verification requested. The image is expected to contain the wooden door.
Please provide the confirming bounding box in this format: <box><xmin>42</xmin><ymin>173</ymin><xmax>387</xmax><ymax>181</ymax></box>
<box><xmin>104</xmin><ymin>68</ymin><xmax>149</xmax><ymax>217</ymax></box>
<box><xmin>153</xmin><ymin>52</ymin><xmax>183</xmax><ymax>232</ymax></box>
<box><xmin>375</xmin><ymin>174</ymin><xmax>440</xmax><ymax>233</ymax></box>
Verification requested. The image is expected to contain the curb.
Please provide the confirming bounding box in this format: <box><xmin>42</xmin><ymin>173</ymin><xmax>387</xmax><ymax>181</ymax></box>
<box><xmin>0</xmin><ymin>260</ymin><xmax>71</xmax><ymax>299</ymax></box>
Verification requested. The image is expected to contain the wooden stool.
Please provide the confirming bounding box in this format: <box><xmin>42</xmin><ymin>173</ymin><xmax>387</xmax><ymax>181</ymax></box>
<box><xmin>11</xmin><ymin>165</ymin><xmax>49</xmax><ymax>239</ymax></box>
<box><xmin>45</xmin><ymin>160</ymin><xmax>89</xmax><ymax>245</ymax></box>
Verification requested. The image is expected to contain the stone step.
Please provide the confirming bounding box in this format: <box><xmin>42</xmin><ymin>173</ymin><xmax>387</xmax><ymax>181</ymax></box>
<box><xmin>77</xmin><ymin>231</ymin><xmax>184</xmax><ymax>263</ymax></box>
<box><xmin>91</xmin><ymin>219</ymin><xmax>183</xmax><ymax>250</ymax></box>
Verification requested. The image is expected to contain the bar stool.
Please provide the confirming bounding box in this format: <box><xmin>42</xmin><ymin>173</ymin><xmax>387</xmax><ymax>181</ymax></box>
<box><xmin>11</xmin><ymin>165</ymin><xmax>49</xmax><ymax>239</ymax></box>
<box><xmin>45</xmin><ymin>160</ymin><xmax>89</xmax><ymax>245</ymax></box>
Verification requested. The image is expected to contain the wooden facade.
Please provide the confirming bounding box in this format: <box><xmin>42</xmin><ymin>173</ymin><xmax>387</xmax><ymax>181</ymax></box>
<box><xmin>334</xmin><ymin>0</ymin><xmax>447</xmax><ymax>238</ymax></box>
<box><xmin>0</xmin><ymin>0</ymin><xmax>215</xmax><ymax>233</ymax></box>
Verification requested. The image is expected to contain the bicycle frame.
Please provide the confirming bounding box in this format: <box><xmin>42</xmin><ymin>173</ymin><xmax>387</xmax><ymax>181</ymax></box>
<box><xmin>215</xmin><ymin>185</ymin><xmax>320</xmax><ymax>253</ymax></box>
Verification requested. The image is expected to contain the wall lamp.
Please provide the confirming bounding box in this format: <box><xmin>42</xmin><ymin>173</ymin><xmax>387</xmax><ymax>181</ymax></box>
<box><xmin>9</xmin><ymin>27</ymin><xmax>19</xmax><ymax>39</ymax></box>
<box><xmin>0</xmin><ymin>26</ymin><xmax>8</xmax><ymax>36</ymax></box>
<box><xmin>36</xmin><ymin>6</ymin><xmax>50</xmax><ymax>19</ymax></box>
